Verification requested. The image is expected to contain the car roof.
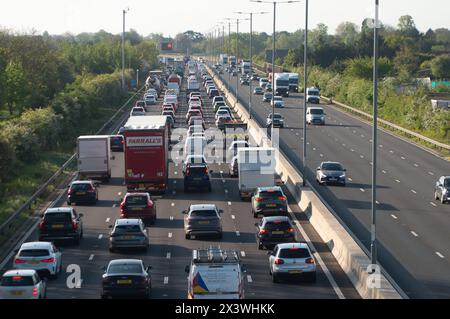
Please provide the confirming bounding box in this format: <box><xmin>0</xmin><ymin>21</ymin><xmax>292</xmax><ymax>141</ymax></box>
<box><xmin>277</xmin><ymin>242</ymin><xmax>309</xmax><ymax>250</ymax></box>
<box><xmin>257</xmin><ymin>186</ymin><xmax>283</xmax><ymax>192</ymax></box>
<box><xmin>115</xmin><ymin>219</ymin><xmax>142</xmax><ymax>226</ymax></box>
<box><xmin>71</xmin><ymin>180</ymin><xmax>92</xmax><ymax>185</ymax></box>
<box><xmin>321</xmin><ymin>161</ymin><xmax>342</xmax><ymax>166</ymax></box>
<box><xmin>125</xmin><ymin>192</ymin><xmax>149</xmax><ymax>197</ymax></box>
<box><xmin>2</xmin><ymin>269</ymin><xmax>37</xmax><ymax>277</ymax></box>
<box><xmin>263</xmin><ymin>216</ymin><xmax>290</xmax><ymax>222</ymax></box>
<box><xmin>308</xmin><ymin>106</ymin><xmax>324</xmax><ymax>110</ymax></box>
<box><xmin>108</xmin><ymin>259</ymin><xmax>143</xmax><ymax>266</ymax></box>
<box><xmin>190</xmin><ymin>204</ymin><xmax>217</xmax><ymax>211</ymax></box>
<box><xmin>20</xmin><ymin>242</ymin><xmax>52</xmax><ymax>250</ymax></box>
<box><xmin>45</xmin><ymin>207</ymin><xmax>73</xmax><ymax>214</ymax></box>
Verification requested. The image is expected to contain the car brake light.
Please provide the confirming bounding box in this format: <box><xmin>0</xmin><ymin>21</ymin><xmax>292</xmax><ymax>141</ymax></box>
<box><xmin>288</xmin><ymin>228</ymin><xmax>295</xmax><ymax>233</ymax></box>
<box><xmin>185</xmin><ymin>169</ymin><xmax>190</xmax><ymax>176</ymax></box>
<box><xmin>41</xmin><ymin>257</ymin><xmax>55</xmax><ymax>263</ymax></box>
<box><xmin>67</xmin><ymin>189</ymin><xmax>72</xmax><ymax>195</ymax></box>
<box><xmin>204</xmin><ymin>167</ymin><xmax>208</xmax><ymax>174</ymax></box>
<box><xmin>71</xmin><ymin>220</ymin><xmax>77</xmax><ymax>231</ymax></box>
<box><xmin>255</xmin><ymin>197</ymin><xmax>263</xmax><ymax>201</ymax></box>
<box><xmin>14</xmin><ymin>259</ymin><xmax>26</xmax><ymax>264</ymax></box>
<box><xmin>259</xmin><ymin>229</ymin><xmax>268</xmax><ymax>235</ymax></box>
<box><xmin>278</xmin><ymin>196</ymin><xmax>287</xmax><ymax>201</ymax></box>
<box><xmin>147</xmin><ymin>201</ymin><xmax>153</xmax><ymax>208</ymax></box>
<box><xmin>12</xmin><ymin>276</ymin><xmax>22</xmax><ymax>281</ymax></box>
<box><xmin>274</xmin><ymin>258</ymin><xmax>284</xmax><ymax>265</ymax></box>
<box><xmin>38</xmin><ymin>221</ymin><xmax>44</xmax><ymax>230</ymax></box>
<box><xmin>306</xmin><ymin>258</ymin><xmax>315</xmax><ymax>264</ymax></box>
<box><xmin>32</xmin><ymin>287</ymin><xmax>38</xmax><ymax>297</ymax></box>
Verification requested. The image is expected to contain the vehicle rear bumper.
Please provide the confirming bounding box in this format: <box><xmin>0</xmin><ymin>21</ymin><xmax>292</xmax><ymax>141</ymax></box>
<box><xmin>260</xmin><ymin>237</ymin><xmax>296</xmax><ymax>247</ymax></box>
<box><xmin>102</xmin><ymin>287</ymin><xmax>148</xmax><ymax>298</ymax></box>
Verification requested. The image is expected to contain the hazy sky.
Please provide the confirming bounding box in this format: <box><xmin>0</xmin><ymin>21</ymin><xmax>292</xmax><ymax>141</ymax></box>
<box><xmin>1</xmin><ymin>0</ymin><xmax>449</xmax><ymax>37</ymax></box>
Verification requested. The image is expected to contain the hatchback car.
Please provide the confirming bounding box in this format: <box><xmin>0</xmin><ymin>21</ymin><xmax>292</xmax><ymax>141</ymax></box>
<box><xmin>260</xmin><ymin>78</ymin><xmax>269</xmax><ymax>88</ymax></box>
<box><xmin>184</xmin><ymin>164</ymin><xmax>212</xmax><ymax>192</ymax></box>
<box><xmin>263</xmin><ymin>92</ymin><xmax>273</xmax><ymax>102</ymax></box>
<box><xmin>240</xmin><ymin>77</ymin><xmax>249</xmax><ymax>85</ymax></box>
<box><xmin>110</xmin><ymin>135</ymin><xmax>124</xmax><ymax>152</ymax></box>
<box><xmin>144</xmin><ymin>95</ymin><xmax>156</xmax><ymax>107</ymax></box>
<box><xmin>38</xmin><ymin>207</ymin><xmax>83</xmax><ymax>244</ymax></box>
<box><xmin>209</xmin><ymin>89</ymin><xmax>219</xmax><ymax>99</ymax></box>
<box><xmin>215</xmin><ymin>109</ymin><xmax>232</xmax><ymax>121</ymax></box>
<box><xmin>119</xmin><ymin>192</ymin><xmax>156</xmax><ymax>225</ymax></box>
<box><xmin>255</xmin><ymin>216</ymin><xmax>297</xmax><ymax>250</ymax></box>
<box><xmin>268</xmin><ymin>243</ymin><xmax>316</xmax><ymax>282</ymax></box>
<box><xmin>13</xmin><ymin>242</ymin><xmax>63</xmax><ymax>278</ymax></box>
<box><xmin>67</xmin><ymin>180</ymin><xmax>98</xmax><ymax>205</ymax></box>
<box><xmin>135</xmin><ymin>100</ymin><xmax>146</xmax><ymax>108</ymax></box>
<box><xmin>109</xmin><ymin>219</ymin><xmax>149</xmax><ymax>252</ymax></box>
<box><xmin>0</xmin><ymin>270</ymin><xmax>47</xmax><ymax>299</ymax></box>
<box><xmin>101</xmin><ymin>259</ymin><xmax>151</xmax><ymax>299</ymax></box>
<box><xmin>254</xmin><ymin>87</ymin><xmax>264</xmax><ymax>95</ymax></box>
<box><xmin>316</xmin><ymin>161</ymin><xmax>346</xmax><ymax>186</ymax></box>
<box><xmin>434</xmin><ymin>176</ymin><xmax>450</xmax><ymax>204</ymax></box>
<box><xmin>251</xmin><ymin>186</ymin><xmax>288</xmax><ymax>218</ymax></box>
<box><xmin>266</xmin><ymin>113</ymin><xmax>284</xmax><ymax>128</ymax></box>
<box><xmin>271</xmin><ymin>96</ymin><xmax>285</xmax><ymax>108</ymax></box>
<box><xmin>212</xmin><ymin>96</ymin><xmax>225</xmax><ymax>105</ymax></box>
<box><xmin>183</xmin><ymin>204</ymin><xmax>223</xmax><ymax>239</ymax></box>
<box><xmin>213</xmin><ymin>101</ymin><xmax>227</xmax><ymax>112</ymax></box>
<box><xmin>130</xmin><ymin>107</ymin><xmax>145</xmax><ymax>117</ymax></box>
<box><xmin>215</xmin><ymin>115</ymin><xmax>232</xmax><ymax>130</ymax></box>
<box><xmin>183</xmin><ymin>154</ymin><xmax>207</xmax><ymax>172</ymax></box>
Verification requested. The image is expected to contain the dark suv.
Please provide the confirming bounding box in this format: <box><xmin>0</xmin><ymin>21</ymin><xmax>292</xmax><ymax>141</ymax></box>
<box><xmin>183</xmin><ymin>164</ymin><xmax>212</xmax><ymax>192</ymax></box>
<box><xmin>67</xmin><ymin>180</ymin><xmax>98</xmax><ymax>205</ymax></box>
<box><xmin>38</xmin><ymin>207</ymin><xmax>83</xmax><ymax>245</ymax></box>
<box><xmin>251</xmin><ymin>187</ymin><xmax>288</xmax><ymax>218</ymax></box>
<box><xmin>120</xmin><ymin>193</ymin><xmax>157</xmax><ymax>225</ymax></box>
<box><xmin>255</xmin><ymin>216</ymin><xmax>297</xmax><ymax>250</ymax></box>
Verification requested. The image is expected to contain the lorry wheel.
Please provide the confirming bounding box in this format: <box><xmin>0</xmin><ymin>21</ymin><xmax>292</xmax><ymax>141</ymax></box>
<box><xmin>185</xmin><ymin>234</ymin><xmax>190</xmax><ymax>240</ymax></box>
<box><xmin>252</xmin><ymin>210</ymin><xmax>258</xmax><ymax>218</ymax></box>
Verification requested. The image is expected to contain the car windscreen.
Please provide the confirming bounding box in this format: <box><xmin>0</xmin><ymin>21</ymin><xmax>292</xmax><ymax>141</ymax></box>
<box><xmin>264</xmin><ymin>93</ymin><xmax>273</xmax><ymax>98</ymax></box>
<box><xmin>309</xmin><ymin>109</ymin><xmax>323</xmax><ymax>115</ymax></box>
<box><xmin>44</xmin><ymin>213</ymin><xmax>71</xmax><ymax>222</ymax></box>
<box><xmin>125</xmin><ymin>196</ymin><xmax>147</xmax><ymax>206</ymax></box>
<box><xmin>1</xmin><ymin>276</ymin><xmax>35</xmax><ymax>287</ymax></box>
<box><xmin>322</xmin><ymin>163</ymin><xmax>343</xmax><ymax>171</ymax></box>
<box><xmin>274</xmin><ymin>97</ymin><xmax>282</xmax><ymax>101</ymax></box>
<box><xmin>264</xmin><ymin>221</ymin><xmax>291</xmax><ymax>230</ymax></box>
<box><xmin>190</xmin><ymin>210</ymin><xmax>217</xmax><ymax>217</ymax></box>
<box><xmin>108</xmin><ymin>263</ymin><xmax>142</xmax><ymax>274</ymax></box>
<box><xmin>273</xmin><ymin>114</ymin><xmax>283</xmax><ymax>119</ymax></box>
<box><xmin>19</xmin><ymin>249</ymin><xmax>50</xmax><ymax>257</ymax></box>
<box><xmin>278</xmin><ymin>248</ymin><xmax>310</xmax><ymax>259</ymax></box>
<box><xmin>114</xmin><ymin>225</ymin><xmax>142</xmax><ymax>234</ymax></box>
<box><xmin>214</xmin><ymin>97</ymin><xmax>224</xmax><ymax>102</ymax></box>
<box><xmin>444</xmin><ymin>178</ymin><xmax>450</xmax><ymax>187</ymax></box>
<box><xmin>70</xmin><ymin>183</ymin><xmax>91</xmax><ymax>191</ymax></box>
<box><xmin>308</xmin><ymin>91</ymin><xmax>319</xmax><ymax>96</ymax></box>
<box><xmin>259</xmin><ymin>190</ymin><xmax>284</xmax><ymax>198</ymax></box>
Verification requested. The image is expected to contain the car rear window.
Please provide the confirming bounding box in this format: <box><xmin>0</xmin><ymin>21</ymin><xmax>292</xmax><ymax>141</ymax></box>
<box><xmin>259</xmin><ymin>190</ymin><xmax>284</xmax><ymax>198</ymax></box>
<box><xmin>108</xmin><ymin>264</ymin><xmax>142</xmax><ymax>274</ymax></box>
<box><xmin>44</xmin><ymin>213</ymin><xmax>71</xmax><ymax>222</ymax></box>
<box><xmin>125</xmin><ymin>196</ymin><xmax>147</xmax><ymax>206</ymax></box>
<box><xmin>264</xmin><ymin>221</ymin><xmax>291</xmax><ymax>230</ymax></box>
<box><xmin>71</xmin><ymin>183</ymin><xmax>92</xmax><ymax>191</ymax></box>
<box><xmin>279</xmin><ymin>248</ymin><xmax>310</xmax><ymax>259</ymax></box>
<box><xmin>322</xmin><ymin>163</ymin><xmax>343</xmax><ymax>171</ymax></box>
<box><xmin>1</xmin><ymin>276</ymin><xmax>34</xmax><ymax>286</ymax></box>
<box><xmin>19</xmin><ymin>249</ymin><xmax>50</xmax><ymax>257</ymax></box>
<box><xmin>114</xmin><ymin>225</ymin><xmax>142</xmax><ymax>233</ymax></box>
<box><xmin>187</xmin><ymin>166</ymin><xmax>207</xmax><ymax>176</ymax></box>
<box><xmin>190</xmin><ymin>210</ymin><xmax>217</xmax><ymax>217</ymax></box>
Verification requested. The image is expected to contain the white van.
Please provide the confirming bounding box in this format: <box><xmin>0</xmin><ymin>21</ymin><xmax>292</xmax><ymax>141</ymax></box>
<box><xmin>185</xmin><ymin>248</ymin><xmax>245</xmax><ymax>299</ymax></box>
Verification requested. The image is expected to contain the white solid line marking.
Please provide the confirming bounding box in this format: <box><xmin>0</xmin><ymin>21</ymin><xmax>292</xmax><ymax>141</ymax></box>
<box><xmin>430</xmin><ymin>202</ymin><xmax>437</xmax><ymax>207</ymax></box>
<box><xmin>411</xmin><ymin>190</ymin><xmax>417</xmax><ymax>194</ymax></box>
<box><xmin>164</xmin><ymin>277</ymin><xmax>169</xmax><ymax>284</ymax></box>
<box><xmin>168</xmin><ymin>233</ymin><xmax>173</xmax><ymax>238</ymax></box>
<box><xmin>287</xmin><ymin>207</ymin><xmax>345</xmax><ymax>299</ymax></box>
<box><xmin>106</xmin><ymin>218</ymin><xmax>110</xmax><ymax>223</ymax></box>
<box><xmin>395</xmin><ymin>179</ymin><xmax>401</xmax><ymax>183</ymax></box>
<box><xmin>166</xmin><ymin>252</ymin><xmax>171</xmax><ymax>259</ymax></box>
<box><xmin>360</xmin><ymin>188</ymin><xmax>365</xmax><ymax>193</ymax></box>
<box><xmin>89</xmin><ymin>254</ymin><xmax>94</xmax><ymax>261</ymax></box>
<box><xmin>436</xmin><ymin>252</ymin><xmax>445</xmax><ymax>259</ymax></box>
<box><xmin>236</xmin><ymin>231</ymin><xmax>240</xmax><ymax>237</ymax></box>
<box><xmin>391</xmin><ymin>214</ymin><xmax>398</xmax><ymax>220</ymax></box>
<box><xmin>411</xmin><ymin>231</ymin><xmax>418</xmax><ymax>237</ymax></box>
<box><xmin>98</xmin><ymin>234</ymin><xmax>103</xmax><ymax>240</ymax></box>
<box><xmin>247</xmin><ymin>275</ymin><xmax>253</xmax><ymax>283</ymax></box>
<box><xmin>240</xmin><ymin>251</ymin><xmax>246</xmax><ymax>257</ymax></box>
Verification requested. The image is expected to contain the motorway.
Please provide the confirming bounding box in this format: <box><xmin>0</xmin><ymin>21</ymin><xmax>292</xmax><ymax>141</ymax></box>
<box><xmin>212</xmin><ymin>67</ymin><xmax>450</xmax><ymax>298</ymax></box>
<box><xmin>0</xmin><ymin>71</ymin><xmax>359</xmax><ymax>299</ymax></box>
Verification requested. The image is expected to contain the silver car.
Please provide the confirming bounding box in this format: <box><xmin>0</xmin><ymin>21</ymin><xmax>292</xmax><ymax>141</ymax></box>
<box><xmin>316</xmin><ymin>161</ymin><xmax>346</xmax><ymax>186</ymax></box>
<box><xmin>109</xmin><ymin>219</ymin><xmax>149</xmax><ymax>252</ymax></box>
<box><xmin>0</xmin><ymin>269</ymin><xmax>47</xmax><ymax>299</ymax></box>
<box><xmin>435</xmin><ymin>176</ymin><xmax>450</xmax><ymax>204</ymax></box>
<box><xmin>13</xmin><ymin>242</ymin><xmax>63</xmax><ymax>278</ymax></box>
<box><xmin>183</xmin><ymin>204</ymin><xmax>223</xmax><ymax>239</ymax></box>
<box><xmin>268</xmin><ymin>243</ymin><xmax>316</xmax><ymax>283</ymax></box>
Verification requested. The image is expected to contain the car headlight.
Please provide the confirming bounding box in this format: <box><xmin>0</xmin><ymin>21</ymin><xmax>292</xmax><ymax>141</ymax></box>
<box><xmin>339</xmin><ymin>174</ymin><xmax>346</xmax><ymax>179</ymax></box>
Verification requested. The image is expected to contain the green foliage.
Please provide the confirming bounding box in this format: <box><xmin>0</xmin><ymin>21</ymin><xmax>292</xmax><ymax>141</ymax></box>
<box><xmin>4</xmin><ymin>61</ymin><xmax>28</xmax><ymax>114</ymax></box>
<box><xmin>430</xmin><ymin>55</ymin><xmax>450</xmax><ymax>78</ymax></box>
<box><xmin>344</xmin><ymin>57</ymin><xmax>393</xmax><ymax>80</ymax></box>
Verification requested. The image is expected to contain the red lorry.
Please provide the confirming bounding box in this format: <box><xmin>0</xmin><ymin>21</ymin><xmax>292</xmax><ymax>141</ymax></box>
<box><xmin>123</xmin><ymin>116</ymin><xmax>169</xmax><ymax>194</ymax></box>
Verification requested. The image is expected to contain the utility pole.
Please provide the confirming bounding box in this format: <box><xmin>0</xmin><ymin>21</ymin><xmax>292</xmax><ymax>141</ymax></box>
<box><xmin>302</xmin><ymin>0</ymin><xmax>308</xmax><ymax>187</ymax></box>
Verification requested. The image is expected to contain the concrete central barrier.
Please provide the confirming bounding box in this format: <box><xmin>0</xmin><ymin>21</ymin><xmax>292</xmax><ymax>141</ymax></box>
<box><xmin>206</xmin><ymin>64</ymin><xmax>403</xmax><ymax>299</ymax></box>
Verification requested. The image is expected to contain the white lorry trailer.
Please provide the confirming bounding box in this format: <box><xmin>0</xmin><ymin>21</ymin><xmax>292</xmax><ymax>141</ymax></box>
<box><xmin>77</xmin><ymin>135</ymin><xmax>111</xmax><ymax>181</ymax></box>
<box><xmin>237</xmin><ymin>147</ymin><xmax>276</xmax><ymax>199</ymax></box>
<box><xmin>274</xmin><ymin>73</ymin><xmax>290</xmax><ymax>97</ymax></box>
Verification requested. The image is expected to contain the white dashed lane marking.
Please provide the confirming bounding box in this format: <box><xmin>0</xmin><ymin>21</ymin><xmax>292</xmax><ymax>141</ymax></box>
<box><xmin>411</xmin><ymin>231</ymin><xmax>419</xmax><ymax>237</ymax></box>
<box><xmin>168</xmin><ymin>233</ymin><xmax>173</xmax><ymax>238</ymax></box>
<box><xmin>391</xmin><ymin>214</ymin><xmax>398</xmax><ymax>220</ymax></box>
<box><xmin>430</xmin><ymin>202</ymin><xmax>437</xmax><ymax>207</ymax></box>
<box><xmin>240</xmin><ymin>251</ymin><xmax>246</xmax><ymax>257</ymax></box>
<box><xmin>106</xmin><ymin>218</ymin><xmax>110</xmax><ymax>223</ymax></box>
<box><xmin>247</xmin><ymin>275</ymin><xmax>253</xmax><ymax>283</ymax></box>
<box><xmin>411</xmin><ymin>190</ymin><xmax>417</xmax><ymax>194</ymax></box>
<box><xmin>166</xmin><ymin>252</ymin><xmax>171</xmax><ymax>259</ymax></box>
<box><xmin>89</xmin><ymin>254</ymin><xmax>94</xmax><ymax>261</ymax></box>
<box><xmin>98</xmin><ymin>234</ymin><xmax>103</xmax><ymax>240</ymax></box>
<box><xmin>164</xmin><ymin>277</ymin><xmax>169</xmax><ymax>284</ymax></box>
<box><xmin>236</xmin><ymin>231</ymin><xmax>240</xmax><ymax>237</ymax></box>
<box><xmin>360</xmin><ymin>188</ymin><xmax>365</xmax><ymax>193</ymax></box>
<box><xmin>436</xmin><ymin>252</ymin><xmax>445</xmax><ymax>259</ymax></box>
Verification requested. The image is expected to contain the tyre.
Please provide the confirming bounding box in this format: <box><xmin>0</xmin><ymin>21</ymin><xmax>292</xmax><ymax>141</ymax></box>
<box><xmin>441</xmin><ymin>196</ymin><xmax>446</xmax><ymax>204</ymax></box>
<box><xmin>216</xmin><ymin>232</ymin><xmax>223</xmax><ymax>240</ymax></box>
<box><xmin>272</xmin><ymin>273</ymin><xmax>279</xmax><ymax>283</ymax></box>
<box><xmin>185</xmin><ymin>234</ymin><xmax>190</xmax><ymax>240</ymax></box>
<box><xmin>207</xmin><ymin>186</ymin><xmax>212</xmax><ymax>192</ymax></box>
<box><xmin>309</xmin><ymin>272</ymin><xmax>317</xmax><ymax>283</ymax></box>
<box><xmin>73</xmin><ymin>236</ymin><xmax>80</xmax><ymax>246</ymax></box>
<box><xmin>257</xmin><ymin>240</ymin><xmax>263</xmax><ymax>250</ymax></box>
<box><xmin>253</xmin><ymin>210</ymin><xmax>258</xmax><ymax>218</ymax></box>
<box><xmin>435</xmin><ymin>191</ymin><xmax>439</xmax><ymax>200</ymax></box>
<box><xmin>67</xmin><ymin>201</ymin><xmax>71</xmax><ymax>206</ymax></box>
<box><xmin>109</xmin><ymin>247</ymin><xmax>115</xmax><ymax>253</ymax></box>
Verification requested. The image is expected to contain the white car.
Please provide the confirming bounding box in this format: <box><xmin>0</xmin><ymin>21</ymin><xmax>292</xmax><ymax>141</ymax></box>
<box><xmin>0</xmin><ymin>269</ymin><xmax>47</xmax><ymax>299</ymax></box>
<box><xmin>146</xmin><ymin>89</ymin><xmax>158</xmax><ymax>99</ymax></box>
<box><xmin>215</xmin><ymin>109</ymin><xmax>232</xmax><ymax>121</ymax></box>
<box><xmin>216</xmin><ymin>106</ymin><xmax>232</xmax><ymax>117</ymax></box>
<box><xmin>306</xmin><ymin>107</ymin><xmax>325</xmax><ymax>125</ymax></box>
<box><xmin>13</xmin><ymin>242</ymin><xmax>63</xmax><ymax>278</ymax></box>
<box><xmin>130</xmin><ymin>107</ymin><xmax>146</xmax><ymax>117</ymax></box>
<box><xmin>144</xmin><ymin>94</ymin><xmax>156</xmax><ymax>106</ymax></box>
<box><xmin>271</xmin><ymin>96</ymin><xmax>285</xmax><ymax>108</ymax></box>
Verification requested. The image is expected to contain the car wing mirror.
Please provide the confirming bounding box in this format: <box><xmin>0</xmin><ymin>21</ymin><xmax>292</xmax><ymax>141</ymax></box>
<box><xmin>267</xmin><ymin>251</ymin><xmax>273</xmax><ymax>256</ymax></box>
<box><xmin>182</xmin><ymin>210</ymin><xmax>188</xmax><ymax>214</ymax></box>
<box><xmin>343</xmin><ymin>169</ymin><xmax>347</xmax><ymax>172</ymax></box>
<box><xmin>184</xmin><ymin>265</ymin><xmax>190</xmax><ymax>273</ymax></box>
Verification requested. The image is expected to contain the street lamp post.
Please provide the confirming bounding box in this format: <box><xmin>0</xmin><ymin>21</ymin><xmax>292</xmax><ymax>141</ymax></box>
<box><xmin>121</xmin><ymin>8</ymin><xmax>129</xmax><ymax>90</ymax></box>
<box><xmin>235</xmin><ymin>11</ymin><xmax>269</xmax><ymax>120</ymax></box>
<box><xmin>302</xmin><ymin>0</ymin><xmax>308</xmax><ymax>187</ymax></box>
<box><xmin>136</xmin><ymin>69</ymin><xmax>139</xmax><ymax>88</ymax></box>
<box><xmin>224</xmin><ymin>18</ymin><xmax>233</xmax><ymax>93</ymax></box>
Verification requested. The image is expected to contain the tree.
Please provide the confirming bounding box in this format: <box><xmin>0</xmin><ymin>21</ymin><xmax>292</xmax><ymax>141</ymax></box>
<box><xmin>397</xmin><ymin>15</ymin><xmax>419</xmax><ymax>38</ymax></box>
<box><xmin>0</xmin><ymin>49</ymin><xmax>7</xmax><ymax>110</ymax></box>
<box><xmin>336</xmin><ymin>22</ymin><xmax>359</xmax><ymax>47</ymax></box>
<box><xmin>393</xmin><ymin>46</ymin><xmax>419</xmax><ymax>80</ymax></box>
<box><xmin>430</xmin><ymin>55</ymin><xmax>450</xmax><ymax>79</ymax></box>
<box><xmin>4</xmin><ymin>61</ymin><xmax>27</xmax><ymax>115</ymax></box>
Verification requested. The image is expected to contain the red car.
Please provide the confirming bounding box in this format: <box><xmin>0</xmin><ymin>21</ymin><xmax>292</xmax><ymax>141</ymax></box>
<box><xmin>186</xmin><ymin>109</ymin><xmax>203</xmax><ymax>123</ymax></box>
<box><xmin>119</xmin><ymin>193</ymin><xmax>157</xmax><ymax>225</ymax></box>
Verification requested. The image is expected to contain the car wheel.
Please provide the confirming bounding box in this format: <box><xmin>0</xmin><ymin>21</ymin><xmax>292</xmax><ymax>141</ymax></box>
<box><xmin>257</xmin><ymin>240</ymin><xmax>263</xmax><ymax>250</ymax></box>
<box><xmin>208</xmin><ymin>186</ymin><xmax>212</xmax><ymax>192</ymax></box>
<box><xmin>67</xmin><ymin>201</ymin><xmax>71</xmax><ymax>206</ymax></box>
<box><xmin>441</xmin><ymin>196</ymin><xmax>446</xmax><ymax>204</ymax></box>
<box><xmin>253</xmin><ymin>210</ymin><xmax>258</xmax><ymax>218</ymax></box>
<box><xmin>109</xmin><ymin>247</ymin><xmax>115</xmax><ymax>253</ymax></box>
<box><xmin>435</xmin><ymin>191</ymin><xmax>439</xmax><ymax>200</ymax></box>
<box><xmin>217</xmin><ymin>232</ymin><xmax>223</xmax><ymax>240</ymax></box>
<box><xmin>185</xmin><ymin>234</ymin><xmax>190</xmax><ymax>240</ymax></box>
<box><xmin>73</xmin><ymin>236</ymin><xmax>80</xmax><ymax>246</ymax></box>
<box><xmin>309</xmin><ymin>272</ymin><xmax>317</xmax><ymax>282</ymax></box>
<box><xmin>272</xmin><ymin>273</ymin><xmax>279</xmax><ymax>283</ymax></box>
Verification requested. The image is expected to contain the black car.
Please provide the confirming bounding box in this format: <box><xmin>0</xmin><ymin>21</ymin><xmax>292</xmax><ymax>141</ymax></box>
<box><xmin>240</xmin><ymin>78</ymin><xmax>249</xmax><ymax>86</ymax></box>
<box><xmin>110</xmin><ymin>135</ymin><xmax>124</xmax><ymax>152</ymax></box>
<box><xmin>67</xmin><ymin>180</ymin><xmax>98</xmax><ymax>205</ymax></box>
<box><xmin>255</xmin><ymin>216</ymin><xmax>297</xmax><ymax>250</ymax></box>
<box><xmin>209</xmin><ymin>89</ymin><xmax>219</xmax><ymax>99</ymax></box>
<box><xmin>101</xmin><ymin>259</ymin><xmax>151</xmax><ymax>299</ymax></box>
<box><xmin>38</xmin><ymin>207</ymin><xmax>83</xmax><ymax>245</ymax></box>
<box><xmin>184</xmin><ymin>164</ymin><xmax>212</xmax><ymax>192</ymax></box>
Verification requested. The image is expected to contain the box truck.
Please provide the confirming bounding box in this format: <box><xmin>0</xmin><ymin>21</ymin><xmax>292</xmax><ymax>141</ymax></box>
<box><xmin>237</xmin><ymin>147</ymin><xmax>276</xmax><ymax>199</ymax></box>
<box><xmin>241</xmin><ymin>60</ymin><xmax>251</xmax><ymax>75</ymax></box>
<box><xmin>288</xmin><ymin>73</ymin><xmax>299</xmax><ymax>92</ymax></box>
<box><xmin>274</xmin><ymin>73</ymin><xmax>290</xmax><ymax>97</ymax></box>
<box><xmin>220</xmin><ymin>54</ymin><xmax>228</xmax><ymax>66</ymax></box>
<box><xmin>124</xmin><ymin>116</ymin><xmax>169</xmax><ymax>194</ymax></box>
<box><xmin>77</xmin><ymin>135</ymin><xmax>111</xmax><ymax>181</ymax></box>
<box><xmin>229</xmin><ymin>56</ymin><xmax>237</xmax><ymax>68</ymax></box>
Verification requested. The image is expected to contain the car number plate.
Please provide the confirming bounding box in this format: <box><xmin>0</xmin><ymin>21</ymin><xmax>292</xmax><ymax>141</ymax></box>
<box><xmin>123</xmin><ymin>236</ymin><xmax>134</xmax><ymax>240</ymax></box>
<box><xmin>131</xmin><ymin>208</ymin><xmax>143</xmax><ymax>211</ymax></box>
<box><xmin>76</xmin><ymin>192</ymin><xmax>86</xmax><ymax>195</ymax></box>
<box><xmin>28</xmin><ymin>260</ymin><xmax>40</xmax><ymax>264</ymax></box>
<box><xmin>11</xmin><ymin>291</ymin><xmax>23</xmax><ymax>296</ymax></box>
<box><xmin>117</xmin><ymin>279</ymin><xmax>132</xmax><ymax>284</ymax></box>
<box><xmin>198</xmin><ymin>221</ymin><xmax>210</xmax><ymax>225</ymax></box>
<box><xmin>272</xmin><ymin>231</ymin><xmax>284</xmax><ymax>235</ymax></box>
<box><xmin>329</xmin><ymin>178</ymin><xmax>337</xmax><ymax>181</ymax></box>
<box><xmin>266</xmin><ymin>204</ymin><xmax>276</xmax><ymax>208</ymax></box>
<box><xmin>193</xmin><ymin>178</ymin><xmax>202</xmax><ymax>181</ymax></box>
<box><xmin>289</xmin><ymin>270</ymin><xmax>303</xmax><ymax>274</ymax></box>
<box><xmin>52</xmin><ymin>224</ymin><xmax>64</xmax><ymax>229</ymax></box>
